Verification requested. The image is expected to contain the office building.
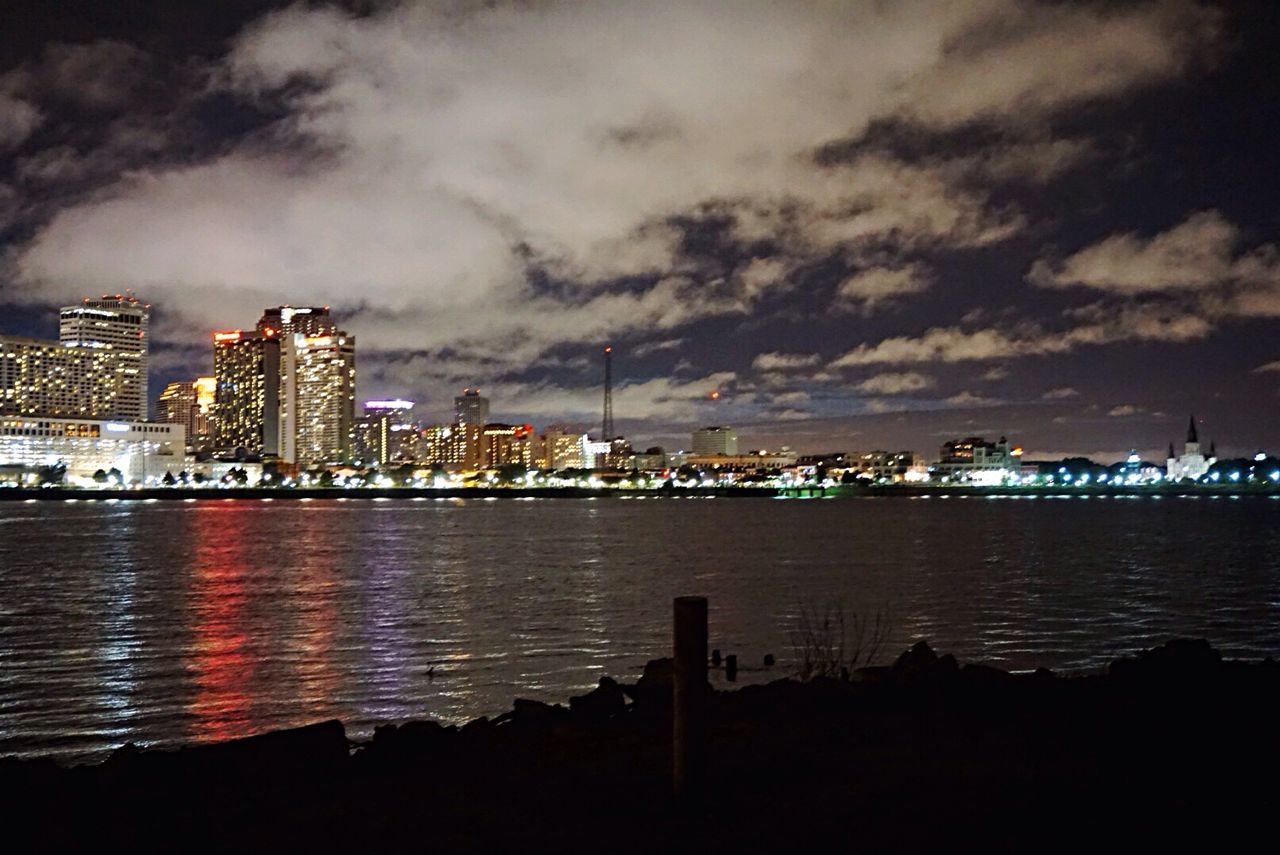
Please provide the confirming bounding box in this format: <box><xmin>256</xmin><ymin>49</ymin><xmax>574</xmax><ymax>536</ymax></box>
<box><xmin>480</xmin><ymin>423</ymin><xmax>533</xmax><ymax>468</ymax></box>
<box><xmin>1</xmin><ymin>335</ymin><xmax>120</xmax><ymax>418</ymax></box>
<box><xmin>353</xmin><ymin>399</ymin><xmax>416</xmax><ymax>466</ymax></box>
<box><xmin>281</xmin><ymin>331</ymin><xmax>356</xmax><ymax>465</ymax></box>
<box><xmin>257</xmin><ymin>305</ymin><xmax>337</xmax><ymax>339</ymax></box>
<box><xmin>454</xmin><ymin>388</ymin><xmax>490</xmax><ymax>426</ymax></box>
<box><xmin>59</xmin><ymin>295</ymin><xmax>150</xmax><ymax>421</ymax></box>
<box><xmin>532</xmin><ymin>429</ymin><xmax>588</xmax><ymax>469</ymax></box>
<box><xmin>212</xmin><ymin>330</ymin><xmax>281</xmax><ymax>457</ymax></box>
<box><xmin>692</xmin><ymin>426</ymin><xmax>738</xmax><ymax>456</ymax></box>
<box><xmin>156</xmin><ymin>378</ymin><xmax>215</xmax><ymax>448</ymax></box>
<box><xmin>0</xmin><ymin>415</ymin><xmax>184</xmax><ymax>484</ymax></box>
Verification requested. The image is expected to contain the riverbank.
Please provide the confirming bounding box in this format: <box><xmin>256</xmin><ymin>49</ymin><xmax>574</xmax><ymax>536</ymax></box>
<box><xmin>3</xmin><ymin>639</ymin><xmax>1275</xmax><ymax>851</ymax></box>
<box><xmin>0</xmin><ymin>484</ymin><xmax>777</xmax><ymax>501</ymax></box>
<box><xmin>3</xmin><ymin>482</ymin><xmax>1279</xmax><ymax>501</ymax></box>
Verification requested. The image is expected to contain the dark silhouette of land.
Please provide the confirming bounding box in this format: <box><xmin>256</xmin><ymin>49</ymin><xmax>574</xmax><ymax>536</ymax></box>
<box><xmin>4</xmin><ymin>639</ymin><xmax>1276</xmax><ymax>851</ymax></box>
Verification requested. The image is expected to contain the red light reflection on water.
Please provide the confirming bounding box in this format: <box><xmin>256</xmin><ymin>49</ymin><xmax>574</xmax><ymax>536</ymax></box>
<box><xmin>186</xmin><ymin>505</ymin><xmax>256</xmax><ymax>742</ymax></box>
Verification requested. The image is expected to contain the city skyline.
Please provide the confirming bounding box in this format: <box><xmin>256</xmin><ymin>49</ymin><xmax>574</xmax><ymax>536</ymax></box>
<box><xmin>1</xmin><ymin>1</ymin><xmax>1278</xmax><ymax>460</ymax></box>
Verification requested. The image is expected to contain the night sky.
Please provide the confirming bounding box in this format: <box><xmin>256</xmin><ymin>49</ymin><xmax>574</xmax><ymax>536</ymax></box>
<box><xmin>2</xmin><ymin>0</ymin><xmax>1277</xmax><ymax>459</ymax></box>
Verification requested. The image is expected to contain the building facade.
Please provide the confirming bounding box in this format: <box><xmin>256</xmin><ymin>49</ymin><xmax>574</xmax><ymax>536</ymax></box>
<box><xmin>692</xmin><ymin>426</ymin><xmax>738</xmax><ymax>456</ymax></box>
<box><xmin>933</xmin><ymin>437</ymin><xmax>1019</xmax><ymax>481</ymax></box>
<box><xmin>851</xmin><ymin>451</ymin><xmax>928</xmax><ymax>482</ymax></box>
<box><xmin>212</xmin><ymin>331</ymin><xmax>281</xmax><ymax>457</ymax></box>
<box><xmin>454</xmin><ymin>388</ymin><xmax>490</xmax><ymax>426</ymax></box>
<box><xmin>59</xmin><ymin>295</ymin><xmax>150</xmax><ymax>421</ymax></box>
<box><xmin>0</xmin><ymin>415</ymin><xmax>184</xmax><ymax>483</ymax></box>
<box><xmin>281</xmin><ymin>332</ymin><xmax>356</xmax><ymax>465</ymax></box>
<box><xmin>353</xmin><ymin>399</ymin><xmax>417</xmax><ymax>466</ymax></box>
<box><xmin>1</xmin><ymin>336</ymin><xmax>120</xmax><ymax>418</ymax></box>
<box><xmin>481</xmin><ymin>423</ymin><xmax>533</xmax><ymax>467</ymax></box>
<box><xmin>1167</xmin><ymin>416</ymin><xmax>1215</xmax><ymax>481</ymax></box>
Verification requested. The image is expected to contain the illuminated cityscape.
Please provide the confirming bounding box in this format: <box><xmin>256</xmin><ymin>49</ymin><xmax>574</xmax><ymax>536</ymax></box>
<box><xmin>0</xmin><ymin>295</ymin><xmax>1276</xmax><ymax>491</ymax></box>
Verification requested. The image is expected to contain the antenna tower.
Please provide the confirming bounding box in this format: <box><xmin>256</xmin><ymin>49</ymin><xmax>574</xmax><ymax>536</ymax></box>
<box><xmin>602</xmin><ymin>346</ymin><xmax>615</xmax><ymax>440</ymax></box>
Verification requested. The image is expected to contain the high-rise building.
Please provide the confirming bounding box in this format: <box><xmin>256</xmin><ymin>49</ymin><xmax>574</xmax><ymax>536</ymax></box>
<box><xmin>257</xmin><ymin>305</ymin><xmax>337</xmax><ymax>339</ymax></box>
<box><xmin>193</xmin><ymin>376</ymin><xmax>215</xmax><ymax>442</ymax></box>
<box><xmin>353</xmin><ymin>399</ymin><xmax>416</xmax><ymax>466</ymax></box>
<box><xmin>692</xmin><ymin>426</ymin><xmax>738</xmax><ymax>456</ymax></box>
<box><xmin>1</xmin><ymin>335</ymin><xmax>121</xmax><ymax>417</ymax></box>
<box><xmin>212</xmin><ymin>330</ymin><xmax>281</xmax><ymax>457</ymax></box>
<box><xmin>454</xmin><ymin>388</ymin><xmax>489</xmax><ymax>426</ymax></box>
<box><xmin>59</xmin><ymin>295</ymin><xmax>150</xmax><ymax>421</ymax></box>
<box><xmin>280</xmin><ymin>331</ymin><xmax>356</xmax><ymax>465</ymax></box>
<box><xmin>157</xmin><ymin>380</ymin><xmax>199</xmax><ymax>441</ymax></box>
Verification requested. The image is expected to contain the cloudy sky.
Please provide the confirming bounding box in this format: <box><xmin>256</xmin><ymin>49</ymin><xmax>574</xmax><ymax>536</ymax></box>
<box><xmin>2</xmin><ymin>0</ymin><xmax>1277</xmax><ymax>458</ymax></box>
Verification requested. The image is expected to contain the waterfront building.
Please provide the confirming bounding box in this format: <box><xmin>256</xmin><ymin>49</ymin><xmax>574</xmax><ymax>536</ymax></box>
<box><xmin>530</xmin><ymin>428</ymin><xmax>588</xmax><ymax>469</ymax></box>
<box><xmin>1166</xmin><ymin>416</ymin><xmax>1216</xmax><ymax>481</ymax></box>
<box><xmin>692</xmin><ymin>425</ymin><xmax>738</xmax><ymax>456</ymax></box>
<box><xmin>683</xmin><ymin>450</ymin><xmax>797</xmax><ymax>472</ymax></box>
<box><xmin>280</xmin><ymin>331</ymin><xmax>356</xmax><ymax>465</ymax></box>
<box><xmin>631</xmin><ymin>446</ymin><xmax>667</xmax><ymax>471</ymax></box>
<box><xmin>0</xmin><ymin>335</ymin><xmax>121</xmax><ymax>418</ymax></box>
<box><xmin>212</xmin><ymin>330</ymin><xmax>281</xmax><ymax>458</ymax></box>
<box><xmin>797</xmin><ymin>452</ymin><xmax>849</xmax><ymax>469</ymax></box>
<box><xmin>59</xmin><ymin>295</ymin><xmax>150</xmax><ymax>421</ymax></box>
<box><xmin>157</xmin><ymin>378</ymin><xmax>215</xmax><ymax>448</ymax></box>
<box><xmin>933</xmin><ymin>437</ymin><xmax>1020</xmax><ymax>482</ymax></box>
<box><xmin>481</xmin><ymin>423</ymin><xmax>533</xmax><ymax>467</ymax></box>
<box><xmin>418</xmin><ymin>422</ymin><xmax>484</xmax><ymax>468</ymax></box>
<box><xmin>851</xmin><ymin>451</ymin><xmax>929</xmax><ymax>482</ymax></box>
<box><xmin>353</xmin><ymin>399</ymin><xmax>416</xmax><ymax>466</ymax></box>
<box><xmin>454</xmin><ymin>388</ymin><xmax>490</xmax><ymax>426</ymax></box>
<box><xmin>0</xmin><ymin>415</ymin><xmax>184</xmax><ymax>484</ymax></box>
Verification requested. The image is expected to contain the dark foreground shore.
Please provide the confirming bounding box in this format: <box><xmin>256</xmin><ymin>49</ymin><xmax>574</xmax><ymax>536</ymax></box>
<box><xmin>4</xmin><ymin>639</ymin><xmax>1277</xmax><ymax>852</ymax></box>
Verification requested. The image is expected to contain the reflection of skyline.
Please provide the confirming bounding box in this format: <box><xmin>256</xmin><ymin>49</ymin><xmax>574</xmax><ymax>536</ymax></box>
<box><xmin>187</xmin><ymin>506</ymin><xmax>256</xmax><ymax>742</ymax></box>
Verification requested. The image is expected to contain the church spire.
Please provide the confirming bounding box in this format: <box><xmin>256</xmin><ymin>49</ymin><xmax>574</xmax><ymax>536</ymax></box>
<box><xmin>1186</xmin><ymin>415</ymin><xmax>1198</xmax><ymax>444</ymax></box>
<box><xmin>1168</xmin><ymin>441</ymin><xmax>1175</xmax><ymax>459</ymax></box>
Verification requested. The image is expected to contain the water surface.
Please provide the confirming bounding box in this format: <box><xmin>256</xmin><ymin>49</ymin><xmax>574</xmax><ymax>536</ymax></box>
<box><xmin>2</xmin><ymin>495</ymin><xmax>1278</xmax><ymax>762</ymax></box>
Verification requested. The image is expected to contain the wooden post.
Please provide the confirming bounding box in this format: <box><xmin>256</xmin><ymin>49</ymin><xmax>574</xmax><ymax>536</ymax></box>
<box><xmin>673</xmin><ymin>596</ymin><xmax>708</xmax><ymax>803</ymax></box>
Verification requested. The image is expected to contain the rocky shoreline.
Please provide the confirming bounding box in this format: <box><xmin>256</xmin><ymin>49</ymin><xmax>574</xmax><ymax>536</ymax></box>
<box><xmin>5</xmin><ymin>638</ymin><xmax>1277</xmax><ymax>851</ymax></box>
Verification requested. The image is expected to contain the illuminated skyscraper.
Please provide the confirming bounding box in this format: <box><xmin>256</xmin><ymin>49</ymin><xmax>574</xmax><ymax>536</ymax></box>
<box><xmin>0</xmin><ymin>335</ymin><xmax>120</xmax><ymax>417</ymax></box>
<box><xmin>281</xmin><ymin>331</ymin><xmax>356</xmax><ymax>465</ymax></box>
<box><xmin>257</xmin><ymin>305</ymin><xmax>337</xmax><ymax>339</ymax></box>
<box><xmin>454</xmin><ymin>388</ymin><xmax>489</xmax><ymax>426</ymax></box>
<box><xmin>157</xmin><ymin>376</ymin><xmax>217</xmax><ymax>449</ymax></box>
<box><xmin>212</xmin><ymin>330</ymin><xmax>281</xmax><ymax>457</ymax></box>
<box><xmin>353</xmin><ymin>399</ymin><xmax>415</xmax><ymax>465</ymax></box>
<box><xmin>59</xmin><ymin>295</ymin><xmax>150</xmax><ymax>421</ymax></box>
<box><xmin>157</xmin><ymin>380</ymin><xmax>198</xmax><ymax>439</ymax></box>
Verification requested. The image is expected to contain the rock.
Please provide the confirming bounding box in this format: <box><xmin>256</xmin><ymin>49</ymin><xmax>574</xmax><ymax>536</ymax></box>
<box><xmin>961</xmin><ymin>663</ymin><xmax>1014</xmax><ymax>685</ymax></box>
<box><xmin>494</xmin><ymin>699</ymin><xmax>570</xmax><ymax>728</ymax></box>
<box><xmin>890</xmin><ymin>640</ymin><xmax>939</xmax><ymax>683</ymax></box>
<box><xmin>623</xmin><ymin>657</ymin><xmax>674</xmax><ymax>711</ymax></box>
<box><xmin>1110</xmin><ymin>638</ymin><xmax>1223</xmax><ymax>682</ymax></box>
<box><xmin>570</xmin><ymin>676</ymin><xmax>627</xmax><ymax>720</ymax></box>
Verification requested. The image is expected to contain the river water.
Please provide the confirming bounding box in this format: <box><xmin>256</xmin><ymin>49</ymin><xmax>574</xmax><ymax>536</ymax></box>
<box><xmin>2</xmin><ymin>495</ymin><xmax>1278</xmax><ymax>762</ymax></box>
